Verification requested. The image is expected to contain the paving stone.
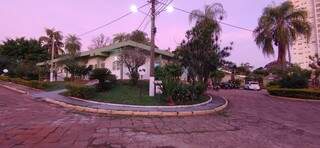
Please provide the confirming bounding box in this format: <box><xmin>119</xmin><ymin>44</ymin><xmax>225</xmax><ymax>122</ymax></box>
<box><xmin>1</xmin><ymin>86</ymin><xmax>320</xmax><ymax>147</ymax></box>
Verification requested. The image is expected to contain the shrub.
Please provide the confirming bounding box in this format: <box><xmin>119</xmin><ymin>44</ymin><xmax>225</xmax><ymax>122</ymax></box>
<box><xmin>90</xmin><ymin>68</ymin><xmax>117</xmax><ymax>91</ymax></box>
<box><xmin>276</xmin><ymin>66</ymin><xmax>311</xmax><ymax>89</ymax></box>
<box><xmin>155</xmin><ymin>64</ymin><xmax>206</xmax><ymax>104</ymax></box>
<box><xmin>65</xmin><ymin>83</ymin><xmax>96</xmax><ymax>99</ymax></box>
<box><xmin>0</xmin><ymin>76</ymin><xmax>50</xmax><ymax>89</ymax></box>
<box><xmin>267</xmin><ymin>88</ymin><xmax>320</xmax><ymax>100</ymax></box>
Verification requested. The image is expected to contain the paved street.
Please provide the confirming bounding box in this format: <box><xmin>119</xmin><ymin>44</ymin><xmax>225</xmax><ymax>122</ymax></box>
<box><xmin>0</xmin><ymin>87</ymin><xmax>320</xmax><ymax>148</ymax></box>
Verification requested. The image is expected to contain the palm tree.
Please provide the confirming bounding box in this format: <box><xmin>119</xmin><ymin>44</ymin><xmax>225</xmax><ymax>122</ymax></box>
<box><xmin>254</xmin><ymin>1</ymin><xmax>311</xmax><ymax>68</ymax></box>
<box><xmin>39</xmin><ymin>28</ymin><xmax>64</xmax><ymax>58</ymax></box>
<box><xmin>65</xmin><ymin>34</ymin><xmax>81</xmax><ymax>56</ymax></box>
<box><xmin>189</xmin><ymin>3</ymin><xmax>225</xmax><ymax>38</ymax></box>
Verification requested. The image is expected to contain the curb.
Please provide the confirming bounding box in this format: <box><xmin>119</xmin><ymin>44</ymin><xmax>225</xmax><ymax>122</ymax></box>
<box><xmin>0</xmin><ymin>84</ymin><xmax>28</xmax><ymax>94</ymax></box>
<box><xmin>69</xmin><ymin>96</ymin><xmax>213</xmax><ymax>109</ymax></box>
<box><xmin>267</xmin><ymin>94</ymin><xmax>320</xmax><ymax>102</ymax></box>
<box><xmin>42</xmin><ymin>97</ymin><xmax>229</xmax><ymax>117</ymax></box>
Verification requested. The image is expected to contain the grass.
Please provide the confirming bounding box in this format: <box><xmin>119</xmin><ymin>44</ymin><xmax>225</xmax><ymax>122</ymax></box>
<box><xmin>92</xmin><ymin>81</ymin><xmax>167</xmax><ymax>106</ymax></box>
<box><xmin>44</xmin><ymin>81</ymin><xmax>68</xmax><ymax>91</ymax></box>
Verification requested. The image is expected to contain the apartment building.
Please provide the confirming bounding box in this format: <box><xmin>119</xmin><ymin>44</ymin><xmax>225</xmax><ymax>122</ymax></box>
<box><xmin>290</xmin><ymin>0</ymin><xmax>320</xmax><ymax>69</ymax></box>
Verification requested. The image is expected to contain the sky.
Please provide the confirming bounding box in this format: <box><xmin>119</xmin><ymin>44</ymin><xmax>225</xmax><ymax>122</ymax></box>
<box><xmin>0</xmin><ymin>0</ymin><xmax>284</xmax><ymax>68</ymax></box>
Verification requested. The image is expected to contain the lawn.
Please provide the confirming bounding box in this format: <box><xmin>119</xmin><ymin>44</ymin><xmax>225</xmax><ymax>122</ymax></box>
<box><xmin>92</xmin><ymin>82</ymin><xmax>167</xmax><ymax>106</ymax></box>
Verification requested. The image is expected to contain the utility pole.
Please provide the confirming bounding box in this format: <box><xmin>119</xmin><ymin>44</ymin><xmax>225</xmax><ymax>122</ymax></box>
<box><xmin>149</xmin><ymin>0</ymin><xmax>156</xmax><ymax>96</ymax></box>
<box><xmin>50</xmin><ymin>35</ymin><xmax>55</xmax><ymax>82</ymax></box>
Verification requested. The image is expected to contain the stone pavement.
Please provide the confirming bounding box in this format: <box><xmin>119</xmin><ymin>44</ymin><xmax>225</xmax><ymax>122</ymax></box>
<box><xmin>1</xmin><ymin>87</ymin><xmax>320</xmax><ymax>147</ymax></box>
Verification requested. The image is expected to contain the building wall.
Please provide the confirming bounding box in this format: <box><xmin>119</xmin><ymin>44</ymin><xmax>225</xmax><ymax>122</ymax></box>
<box><xmin>56</xmin><ymin>52</ymin><xmax>168</xmax><ymax>81</ymax></box>
<box><xmin>290</xmin><ymin>0</ymin><xmax>320</xmax><ymax>69</ymax></box>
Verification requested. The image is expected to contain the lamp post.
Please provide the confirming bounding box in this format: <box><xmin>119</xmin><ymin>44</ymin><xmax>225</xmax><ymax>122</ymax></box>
<box><xmin>50</xmin><ymin>35</ymin><xmax>55</xmax><ymax>82</ymax></box>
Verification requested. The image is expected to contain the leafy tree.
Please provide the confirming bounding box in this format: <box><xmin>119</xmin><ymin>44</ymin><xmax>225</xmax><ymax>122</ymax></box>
<box><xmin>120</xmin><ymin>48</ymin><xmax>146</xmax><ymax>85</ymax></box>
<box><xmin>175</xmin><ymin>3</ymin><xmax>230</xmax><ymax>89</ymax></box>
<box><xmin>65</xmin><ymin>34</ymin><xmax>81</xmax><ymax>56</ymax></box>
<box><xmin>278</xmin><ymin>66</ymin><xmax>311</xmax><ymax>88</ymax></box>
<box><xmin>39</xmin><ymin>28</ymin><xmax>65</xmax><ymax>58</ymax></box>
<box><xmin>309</xmin><ymin>54</ymin><xmax>320</xmax><ymax>87</ymax></box>
<box><xmin>236</xmin><ymin>63</ymin><xmax>253</xmax><ymax>75</ymax></box>
<box><xmin>64</xmin><ymin>60</ymin><xmax>92</xmax><ymax>80</ymax></box>
<box><xmin>88</xmin><ymin>34</ymin><xmax>110</xmax><ymax>50</ymax></box>
<box><xmin>112</xmin><ymin>33</ymin><xmax>130</xmax><ymax>43</ymax></box>
<box><xmin>90</xmin><ymin>68</ymin><xmax>116</xmax><ymax>91</ymax></box>
<box><xmin>254</xmin><ymin>1</ymin><xmax>311</xmax><ymax>68</ymax></box>
<box><xmin>189</xmin><ymin>3</ymin><xmax>225</xmax><ymax>39</ymax></box>
<box><xmin>0</xmin><ymin>37</ymin><xmax>49</xmax><ymax>79</ymax></box>
<box><xmin>129</xmin><ymin>30</ymin><xmax>150</xmax><ymax>44</ymax></box>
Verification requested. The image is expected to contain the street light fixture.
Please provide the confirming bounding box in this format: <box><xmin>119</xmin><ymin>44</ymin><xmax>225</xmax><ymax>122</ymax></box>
<box><xmin>130</xmin><ymin>4</ymin><xmax>138</xmax><ymax>13</ymax></box>
<box><xmin>166</xmin><ymin>5</ymin><xmax>174</xmax><ymax>13</ymax></box>
<box><xmin>3</xmin><ymin>69</ymin><xmax>8</xmax><ymax>74</ymax></box>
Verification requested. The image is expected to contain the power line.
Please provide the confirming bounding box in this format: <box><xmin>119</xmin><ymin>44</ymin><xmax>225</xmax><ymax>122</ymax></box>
<box><xmin>78</xmin><ymin>3</ymin><xmax>150</xmax><ymax>37</ymax></box>
<box><xmin>138</xmin><ymin>0</ymin><xmax>171</xmax><ymax>31</ymax></box>
<box><xmin>156</xmin><ymin>0</ymin><xmax>254</xmax><ymax>32</ymax></box>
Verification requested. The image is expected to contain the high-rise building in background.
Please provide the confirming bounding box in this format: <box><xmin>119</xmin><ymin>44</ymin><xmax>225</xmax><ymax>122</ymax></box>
<box><xmin>290</xmin><ymin>0</ymin><xmax>320</xmax><ymax>69</ymax></box>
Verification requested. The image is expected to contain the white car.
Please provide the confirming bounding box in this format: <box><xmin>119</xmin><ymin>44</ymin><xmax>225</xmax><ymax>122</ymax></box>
<box><xmin>244</xmin><ymin>82</ymin><xmax>261</xmax><ymax>91</ymax></box>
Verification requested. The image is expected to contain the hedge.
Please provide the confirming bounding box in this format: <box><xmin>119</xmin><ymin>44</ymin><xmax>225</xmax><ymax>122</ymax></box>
<box><xmin>267</xmin><ymin>88</ymin><xmax>320</xmax><ymax>100</ymax></box>
<box><xmin>65</xmin><ymin>83</ymin><xmax>96</xmax><ymax>99</ymax></box>
<box><xmin>0</xmin><ymin>76</ymin><xmax>50</xmax><ymax>89</ymax></box>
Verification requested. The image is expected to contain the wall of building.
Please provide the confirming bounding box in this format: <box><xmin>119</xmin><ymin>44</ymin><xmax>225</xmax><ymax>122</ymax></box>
<box><xmin>55</xmin><ymin>52</ymin><xmax>168</xmax><ymax>81</ymax></box>
<box><xmin>290</xmin><ymin>0</ymin><xmax>320</xmax><ymax>69</ymax></box>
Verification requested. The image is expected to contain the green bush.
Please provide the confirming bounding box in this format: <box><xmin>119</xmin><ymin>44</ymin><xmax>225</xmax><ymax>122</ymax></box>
<box><xmin>90</xmin><ymin>68</ymin><xmax>117</xmax><ymax>91</ymax></box>
<box><xmin>278</xmin><ymin>66</ymin><xmax>311</xmax><ymax>89</ymax></box>
<box><xmin>267</xmin><ymin>88</ymin><xmax>320</xmax><ymax>100</ymax></box>
<box><xmin>0</xmin><ymin>76</ymin><xmax>50</xmax><ymax>89</ymax></box>
<box><xmin>65</xmin><ymin>83</ymin><xmax>96</xmax><ymax>99</ymax></box>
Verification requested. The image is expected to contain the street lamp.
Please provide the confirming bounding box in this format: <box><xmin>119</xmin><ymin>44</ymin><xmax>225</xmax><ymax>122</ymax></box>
<box><xmin>130</xmin><ymin>4</ymin><xmax>138</xmax><ymax>13</ymax></box>
<box><xmin>3</xmin><ymin>69</ymin><xmax>8</xmax><ymax>74</ymax></box>
<box><xmin>166</xmin><ymin>5</ymin><xmax>174</xmax><ymax>13</ymax></box>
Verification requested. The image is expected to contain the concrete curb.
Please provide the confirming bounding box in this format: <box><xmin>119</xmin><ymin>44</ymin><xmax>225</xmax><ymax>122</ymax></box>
<box><xmin>69</xmin><ymin>96</ymin><xmax>213</xmax><ymax>109</ymax></box>
<box><xmin>0</xmin><ymin>84</ymin><xmax>28</xmax><ymax>94</ymax></box>
<box><xmin>42</xmin><ymin>97</ymin><xmax>229</xmax><ymax>117</ymax></box>
<box><xmin>267</xmin><ymin>94</ymin><xmax>320</xmax><ymax>102</ymax></box>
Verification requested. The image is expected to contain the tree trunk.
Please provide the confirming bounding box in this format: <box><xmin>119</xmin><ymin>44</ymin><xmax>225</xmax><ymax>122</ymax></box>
<box><xmin>278</xmin><ymin>43</ymin><xmax>287</xmax><ymax>70</ymax></box>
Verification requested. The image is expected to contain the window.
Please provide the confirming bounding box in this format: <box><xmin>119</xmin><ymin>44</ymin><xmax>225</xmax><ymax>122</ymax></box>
<box><xmin>112</xmin><ymin>61</ymin><xmax>121</xmax><ymax>70</ymax></box>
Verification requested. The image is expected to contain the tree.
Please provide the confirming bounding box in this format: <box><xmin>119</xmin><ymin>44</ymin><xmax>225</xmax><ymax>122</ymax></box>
<box><xmin>0</xmin><ymin>37</ymin><xmax>49</xmax><ymax>79</ymax></box>
<box><xmin>64</xmin><ymin>60</ymin><xmax>92</xmax><ymax>81</ymax></box>
<box><xmin>189</xmin><ymin>3</ymin><xmax>225</xmax><ymax>39</ymax></box>
<box><xmin>90</xmin><ymin>68</ymin><xmax>116</xmax><ymax>91</ymax></box>
<box><xmin>129</xmin><ymin>30</ymin><xmax>150</xmax><ymax>44</ymax></box>
<box><xmin>65</xmin><ymin>34</ymin><xmax>81</xmax><ymax>56</ymax></box>
<box><xmin>39</xmin><ymin>28</ymin><xmax>65</xmax><ymax>58</ymax></box>
<box><xmin>112</xmin><ymin>33</ymin><xmax>130</xmax><ymax>43</ymax></box>
<box><xmin>88</xmin><ymin>34</ymin><xmax>110</xmax><ymax>50</ymax></box>
<box><xmin>254</xmin><ymin>1</ymin><xmax>311</xmax><ymax>68</ymax></box>
<box><xmin>120</xmin><ymin>48</ymin><xmax>146</xmax><ymax>85</ymax></box>
<box><xmin>175</xmin><ymin>5</ymin><xmax>231</xmax><ymax>88</ymax></box>
<box><xmin>309</xmin><ymin>54</ymin><xmax>320</xmax><ymax>87</ymax></box>
<box><xmin>236</xmin><ymin>63</ymin><xmax>253</xmax><ymax>75</ymax></box>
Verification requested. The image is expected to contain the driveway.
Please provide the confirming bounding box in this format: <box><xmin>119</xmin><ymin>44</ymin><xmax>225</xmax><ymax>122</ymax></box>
<box><xmin>0</xmin><ymin>87</ymin><xmax>320</xmax><ymax>148</ymax></box>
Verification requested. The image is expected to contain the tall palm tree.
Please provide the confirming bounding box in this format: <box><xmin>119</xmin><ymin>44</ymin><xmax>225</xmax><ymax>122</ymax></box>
<box><xmin>65</xmin><ymin>34</ymin><xmax>81</xmax><ymax>56</ymax></box>
<box><xmin>189</xmin><ymin>3</ymin><xmax>225</xmax><ymax>38</ymax></box>
<box><xmin>254</xmin><ymin>1</ymin><xmax>311</xmax><ymax>68</ymax></box>
<box><xmin>39</xmin><ymin>28</ymin><xmax>64</xmax><ymax>58</ymax></box>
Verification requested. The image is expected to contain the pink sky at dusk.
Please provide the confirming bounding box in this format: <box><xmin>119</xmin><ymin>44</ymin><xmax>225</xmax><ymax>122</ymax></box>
<box><xmin>0</xmin><ymin>0</ymin><xmax>284</xmax><ymax>68</ymax></box>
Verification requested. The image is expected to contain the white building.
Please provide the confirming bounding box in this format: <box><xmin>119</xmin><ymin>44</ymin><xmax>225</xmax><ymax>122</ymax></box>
<box><xmin>290</xmin><ymin>0</ymin><xmax>320</xmax><ymax>69</ymax></box>
<box><xmin>37</xmin><ymin>40</ymin><xmax>174</xmax><ymax>81</ymax></box>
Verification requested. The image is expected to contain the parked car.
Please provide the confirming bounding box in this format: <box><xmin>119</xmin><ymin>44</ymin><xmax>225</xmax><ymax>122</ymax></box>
<box><xmin>244</xmin><ymin>81</ymin><xmax>261</xmax><ymax>91</ymax></box>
